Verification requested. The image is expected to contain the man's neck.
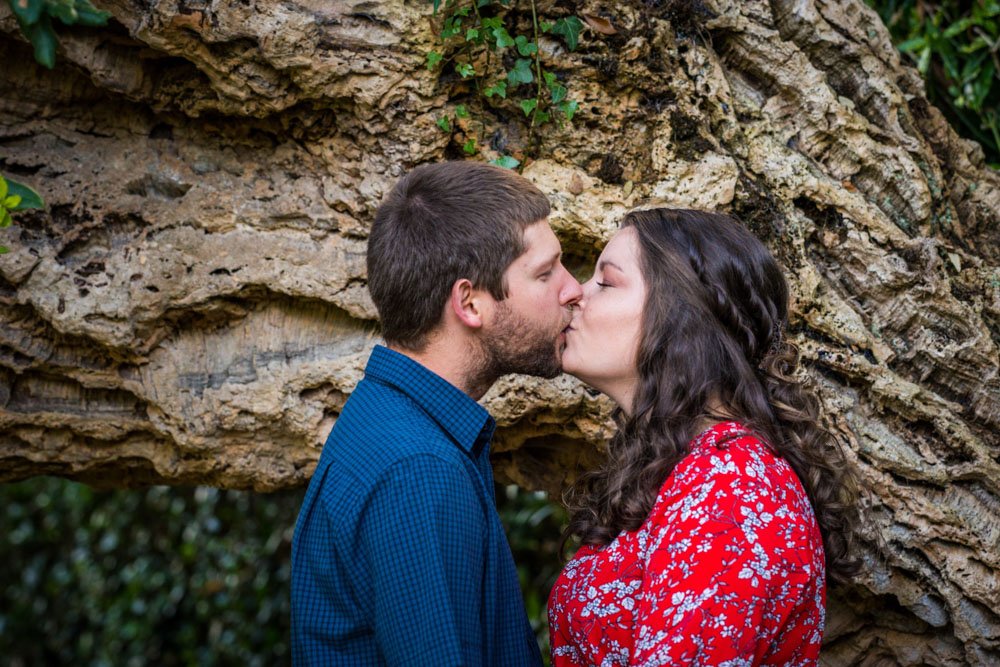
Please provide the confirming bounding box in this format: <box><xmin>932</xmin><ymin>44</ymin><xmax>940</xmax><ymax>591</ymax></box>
<box><xmin>386</xmin><ymin>341</ymin><xmax>495</xmax><ymax>401</ymax></box>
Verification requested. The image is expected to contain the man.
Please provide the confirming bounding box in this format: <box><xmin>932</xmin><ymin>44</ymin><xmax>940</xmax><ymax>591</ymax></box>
<box><xmin>291</xmin><ymin>161</ymin><xmax>582</xmax><ymax>666</ymax></box>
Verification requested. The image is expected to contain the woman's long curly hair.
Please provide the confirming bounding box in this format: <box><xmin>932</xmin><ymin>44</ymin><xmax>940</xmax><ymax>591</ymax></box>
<box><xmin>564</xmin><ymin>208</ymin><xmax>863</xmax><ymax>583</ymax></box>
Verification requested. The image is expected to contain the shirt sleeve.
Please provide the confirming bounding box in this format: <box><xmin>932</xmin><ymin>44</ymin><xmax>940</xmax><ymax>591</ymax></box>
<box><xmin>631</xmin><ymin>445</ymin><xmax>805</xmax><ymax>665</ymax></box>
<box><xmin>358</xmin><ymin>453</ymin><xmax>488</xmax><ymax>667</ymax></box>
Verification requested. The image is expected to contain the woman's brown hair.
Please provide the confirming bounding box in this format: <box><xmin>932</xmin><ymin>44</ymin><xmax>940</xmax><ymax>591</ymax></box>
<box><xmin>564</xmin><ymin>208</ymin><xmax>862</xmax><ymax>583</ymax></box>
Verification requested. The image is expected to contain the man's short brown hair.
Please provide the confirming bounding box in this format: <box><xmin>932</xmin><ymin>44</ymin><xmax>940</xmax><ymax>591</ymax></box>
<box><xmin>367</xmin><ymin>161</ymin><xmax>551</xmax><ymax>350</ymax></box>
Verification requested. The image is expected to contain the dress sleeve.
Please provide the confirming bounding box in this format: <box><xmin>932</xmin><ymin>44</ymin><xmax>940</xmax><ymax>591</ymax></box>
<box><xmin>359</xmin><ymin>454</ymin><xmax>487</xmax><ymax>667</ymax></box>
<box><xmin>631</xmin><ymin>443</ymin><xmax>814</xmax><ymax>665</ymax></box>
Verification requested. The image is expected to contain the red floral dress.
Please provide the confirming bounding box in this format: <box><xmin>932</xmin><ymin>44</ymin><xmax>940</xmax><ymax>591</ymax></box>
<box><xmin>548</xmin><ymin>422</ymin><xmax>826</xmax><ymax>666</ymax></box>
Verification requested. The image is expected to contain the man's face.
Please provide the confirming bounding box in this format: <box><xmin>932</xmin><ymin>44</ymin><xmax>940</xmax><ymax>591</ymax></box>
<box><xmin>480</xmin><ymin>220</ymin><xmax>583</xmax><ymax>378</ymax></box>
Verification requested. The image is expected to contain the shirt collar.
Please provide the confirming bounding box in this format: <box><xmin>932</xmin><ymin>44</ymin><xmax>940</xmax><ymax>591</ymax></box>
<box><xmin>364</xmin><ymin>345</ymin><xmax>496</xmax><ymax>457</ymax></box>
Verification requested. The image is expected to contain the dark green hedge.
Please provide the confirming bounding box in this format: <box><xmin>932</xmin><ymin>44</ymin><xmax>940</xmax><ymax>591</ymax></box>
<box><xmin>0</xmin><ymin>478</ymin><xmax>568</xmax><ymax>665</ymax></box>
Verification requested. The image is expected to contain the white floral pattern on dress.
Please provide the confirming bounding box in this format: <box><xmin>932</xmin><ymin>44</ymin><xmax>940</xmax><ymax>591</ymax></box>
<box><xmin>548</xmin><ymin>422</ymin><xmax>826</xmax><ymax>666</ymax></box>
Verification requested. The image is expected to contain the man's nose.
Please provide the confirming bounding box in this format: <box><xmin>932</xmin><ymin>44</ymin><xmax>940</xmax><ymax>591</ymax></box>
<box><xmin>560</xmin><ymin>270</ymin><xmax>583</xmax><ymax>306</ymax></box>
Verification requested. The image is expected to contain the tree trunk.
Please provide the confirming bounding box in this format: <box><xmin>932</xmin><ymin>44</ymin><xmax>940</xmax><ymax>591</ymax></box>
<box><xmin>1</xmin><ymin>0</ymin><xmax>998</xmax><ymax>663</ymax></box>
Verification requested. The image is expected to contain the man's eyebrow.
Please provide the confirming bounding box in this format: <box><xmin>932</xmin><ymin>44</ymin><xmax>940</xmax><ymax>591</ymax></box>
<box><xmin>530</xmin><ymin>250</ymin><xmax>562</xmax><ymax>271</ymax></box>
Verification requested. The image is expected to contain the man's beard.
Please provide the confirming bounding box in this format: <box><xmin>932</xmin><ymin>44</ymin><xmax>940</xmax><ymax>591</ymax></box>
<box><xmin>466</xmin><ymin>302</ymin><xmax>564</xmax><ymax>393</ymax></box>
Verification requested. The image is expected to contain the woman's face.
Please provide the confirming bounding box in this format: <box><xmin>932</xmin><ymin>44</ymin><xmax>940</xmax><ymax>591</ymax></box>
<box><xmin>562</xmin><ymin>226</ymin><xmax>646</xmax><ymax>410</ymax></box>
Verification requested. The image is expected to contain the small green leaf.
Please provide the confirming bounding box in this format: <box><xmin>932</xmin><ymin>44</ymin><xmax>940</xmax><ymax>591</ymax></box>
<box><xmin>482</xmin><ymin>17</ymin><xmax>502</xmax><ymax>30</ymax></box>
<box><xmin>520</xmin><ymin>99</ymin><xmax>538</xmax><ymax>116</ymax></box>
<box><xmin>917</xmin><ymin>45</ymin><xmax>931</xmax><ymax>74</ymax></box>
<box><xmin>551</xmin><ymin>16</ymin><xmax>583</xmax><ymax>51</ymax></box>
<box><xmin>433</xmin><ymin>0</ymin><xmax>442</xmax><ymax>15</ymax></box>
<box><xmin>490</xmin><ymin>155</ymin><xmax>521</xmax><ymax>170</ymax></box>
<box><xmin>559</xmin><ymin>99</ymin><xmax>579</xmax><ymax>121</ymax></box>
<box><xmin>426</xmin><ymin>51</ymin><xmax>443</xmax><ymax>70</ymax></box>
<box><xmin>896</xmin><ymin>36</ymin><xmax>927</xmax><ymax>53</ymax></box>
<box><xmin>455</xmin><ymin>104</ymin><xmax>470</xmax><ymax>118</ymax></box>
<box><xmin>466</xmin><ymin>28</ymin><xmax>479</xmax><ymax>41</ymax></box>
<box><xmin>550</xmin><ymin>84</ymin><xmax>567</xmax><ymax>104</ymax></box>
<box><xmin>456</xmin><ymin>6</ymin><xmax>471</xmax><ymax>17</ymax></box>
<box><xmin>0</xmin><ymin>245</ymin><xmax>9</xmax><ymax>254</ymax></box>
<box><xmin>0</xmin><ymin>176</ymin><xmax>7</xmax><ymax>201</ymax></box>
<box><xmin>7</xmin><ymin>179</ymin><xmax>44</xmax><ymax>210</ymax></box>
<box><xmin>506</xmin><ymin>58</ymin><xmax>534</xmax><ymax>86</ymax></box>
<box><xmin>543</xmin><ymin>71</ymin><xmax>557</xmax><ymax>87</ymax></box>
<box><xmin>3</xmin><ymin>195</ymin><xmax>22</xmax><ymax>210</ymax></box>
<box><xmin>0</xmin><ymin>209</ymin><xmax>11</xmax><ymax>228</ymax></box>
<box><xmin>27</xmin><ymin>14</ymin><xmax>58</xmax><ymax>69</ymax></box>
<box><xmin>72</xmin><ymin>4</ymin><xmax>111</xmax><ymax>28</ymax></box>
<box><xmin>49</xmin><ymin>1</ymin><xmax>79</xmax><ymax>25</ymax></box>
<box><xmin>456</xmin><ymin>62</ymin><xmax>475</xmax><ymax>78</ymax></box>
<box><xmin>515</xmin><ymin>35</ymin><xmax>538</xmax><ymax>57</ymax></box>
<box><xmin>437</xmin><ymin>116</ymin><xmax>452</xmax><ymax>132</ymax></box>
<box><xmin>534</xmin><ymin>110</ymin><xmax>551</xmax><ymax>125</ymax></box>
<box><xmin>494</xmin><ymin>27</ymin><xmax>515</xmax><ymax>48</ymax></box>
<box><xmin>539</xmin><ymin>20</ymin><xmax>553</xmax><ymax>33</ymax></box>
<box><xmin>463</xmin><ymin>138</ymin><xmax>477</xmax><ymax>155</ymax></box>
<box><xmin>484</xmin><ymin>80</ymin><xmax>507</xmax><ymax>99</ymax></box>
<box><xmin>10</xmin><ymin>0</ymin><xmax>44</xmax><ymax>25</ymax></box>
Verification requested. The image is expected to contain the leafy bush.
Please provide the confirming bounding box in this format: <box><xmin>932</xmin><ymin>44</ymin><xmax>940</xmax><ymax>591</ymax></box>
<box><xmin>0</xmin><ymin>478</ymin><xmax>569</xmax><ymax>665</ymax></box>
<box><xmin>872</xmin><ymin>0</ymin><xmax>1000</xmax><ymax>166</ymax></box>
<box><xmin>0</xmin><ymin>478</ymin><xmax>300</xmax><ymax>666</ymax></box>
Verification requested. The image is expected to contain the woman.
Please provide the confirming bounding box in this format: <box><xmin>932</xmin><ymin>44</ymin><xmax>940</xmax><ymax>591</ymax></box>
<box><xmin>548</xmin><ymin>208</ymin><xmax>861</xmax><ymax>666</ymax></box>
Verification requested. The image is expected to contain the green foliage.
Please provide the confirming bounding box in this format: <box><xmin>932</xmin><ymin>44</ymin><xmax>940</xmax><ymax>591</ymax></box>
<box><xmin>871</xmin><ymin>0</ymin><xmax>1000</xmax><ymax>166</ymax></box>
<box><xmin>496</xmin><ymin>484</ymin><xmax>576</xmax><ymax>664</ymax></box>
<box><xmin>426</xmin><ymin>0</ymin><xmax>583</xmax><ymax>168</ymax></box>
<box><xmin>0</xmin><ymin>477</ymin><xmax>300</xmax><ymax>665</ymax></box>
<box><xmin>0</xmin><ymin>477</ymin><xmax>570</xmax><ymax>664</ymax></box>
<box><xmin>6</xmin><ymin>0</ymin><xmax>111</xmax><ymax>69</ymax></box>
<box><xmin>0</xmin><ymin>174</ymin><xmax>44</xmax><ymax>254</ymax></box>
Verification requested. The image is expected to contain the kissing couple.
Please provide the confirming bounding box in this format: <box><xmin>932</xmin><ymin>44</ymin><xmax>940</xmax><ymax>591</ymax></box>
<box><xmin>291</xmin><ymin>161</ymin><xmax>861</xmax><ymax>666</ymax></box>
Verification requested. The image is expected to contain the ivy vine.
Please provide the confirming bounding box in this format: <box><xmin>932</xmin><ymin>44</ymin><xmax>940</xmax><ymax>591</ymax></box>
<box><xmin>426</xmin><ymin>0</ymin><xmax>583</xmax><ymax>168</ymax></box>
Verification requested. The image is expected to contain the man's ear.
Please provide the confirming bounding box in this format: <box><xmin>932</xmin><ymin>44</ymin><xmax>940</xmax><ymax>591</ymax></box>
<box><xmin>448</xmin><ymin>278</ymin><xmax>488</xmax><ymax>329</ymax></box>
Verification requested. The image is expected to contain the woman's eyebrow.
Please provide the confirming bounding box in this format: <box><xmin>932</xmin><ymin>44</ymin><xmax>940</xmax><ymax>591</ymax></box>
<box><xmin>597</xmin><ymin>259</ymin><xmax>624</xmax><ymax>274</ymax></box>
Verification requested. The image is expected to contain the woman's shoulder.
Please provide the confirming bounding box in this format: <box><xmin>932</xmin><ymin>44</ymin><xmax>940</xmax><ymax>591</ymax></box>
<box><xmin>652</xmin><ymin>421</ymin><xmax>802</xmax><ymax>510</ymax></box>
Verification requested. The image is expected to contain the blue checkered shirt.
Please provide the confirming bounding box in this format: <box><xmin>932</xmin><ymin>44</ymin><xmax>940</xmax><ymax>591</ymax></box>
<box><xmin>291</xmin><ymin>345</ymin><xmax>543</xmax><ymax>666</ymax></box>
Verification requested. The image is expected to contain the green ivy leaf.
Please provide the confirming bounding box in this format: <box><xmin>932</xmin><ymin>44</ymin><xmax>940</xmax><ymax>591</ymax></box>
<box><xmin>534</xmin><ymin>110</ymin><xmax>550</xmax><ymax>125</ymax></box>
<box><xmin>456</xmin><ymin>62</ymin><xmax>475</xmax><ymax>78</ymax></box>
<box><xmin>559</xmin><ymin>99</ymin><xmax>579</xmax><ymax>121</ymax></box>
<box><xmin>433</xmin><ymin>0</ymin><xmax>442</xmax><ymax>15</ymax></box>
<box><xmin>6</xmin><ymin>179</ymin><xmax>43</xmax><ymax>211</ymax></box>
<box><xmin>490</xmin><ymin>155</ymin><xmax>521</xmax><ymax>170</ymax></box>
<box><xmin>551</xmin><ymin>16</ymin><xmax>583</xmax><ymax>51</ymax></box>
<box><xmin>484</xmin><ymin>80</ymin><xmax>507</xmax><ymax>99</ymax></box>
<box><xmin>515</xmin><ymin>35</ymin><xmax>538</xmax><ymax>57</ymax></box>
<box><xmin>494</xmin><ymin>27</ymin><xmax>515</xmax><ymax>49</ymax></box>
<box><xmin>426</xmin><ymin>51</ymin><xmax>443</xmax><ymax>70</ymax></box>
<box><xmin>0</xmin><ymin>209</ymin><xmax>11</xmax><ymax>229</ymax></box>
<box><xmin>550</xmin><ymin>84</ymin><xmax>567</xmax><ymax>104</ymax></box>
<box><xmin>507</xmin><ymin>58</ymin><xmax>534</xmax><ymax>86</ymax></box>
<box><xmin>466</xmin><ymin>28</ymin><xmax>480</xmax><ymax>41</ymax></box>
<box><xmin>455</xmin><ymin>104</ymin><xmax>470</xmax><ymax>118</ymax></box>
<box><xmin>539</xmin><ymin>20</ymin><xmax>553</xmax><ymax>33</ymax></box>
<box><xmin>436</xmin><ymin>115</ymin><xmax>452</xmax><ymax>132</ymax></box>
<box><xmin>520</xmin><ymin>99</ymin><xmax>538</xmax><ymax>116</ymax></box>
<box><xmin>463</xmin><ymin>138</ymin><xmax>477</xmax><ymax>155</ymax></box>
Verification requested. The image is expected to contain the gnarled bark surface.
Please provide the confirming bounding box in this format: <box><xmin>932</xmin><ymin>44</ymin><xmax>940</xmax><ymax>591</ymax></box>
<box><xmin>1</xmin><ymin>0</ymin><xmax>998</xmax><ymax>663</ymax></box>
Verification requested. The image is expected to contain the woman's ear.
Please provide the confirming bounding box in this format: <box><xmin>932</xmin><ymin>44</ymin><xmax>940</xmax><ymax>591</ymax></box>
<box><xmin>448</xmin><ymin>278</ymin><xmax>487</xmax><ymax>329</ymax></box>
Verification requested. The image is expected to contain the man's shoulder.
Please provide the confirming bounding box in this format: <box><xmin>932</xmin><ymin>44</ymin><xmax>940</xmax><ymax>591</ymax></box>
<box><xmin>322</xmin><ymin>376</ymin><xmax>470</xmax><ymax>477</ymax></box>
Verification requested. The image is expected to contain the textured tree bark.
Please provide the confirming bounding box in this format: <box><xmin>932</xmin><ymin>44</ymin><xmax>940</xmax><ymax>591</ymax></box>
<box><xmin>1</xmin><ymin>0</ymin><xmax>998</xmax><ymax>662</ymax></box>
